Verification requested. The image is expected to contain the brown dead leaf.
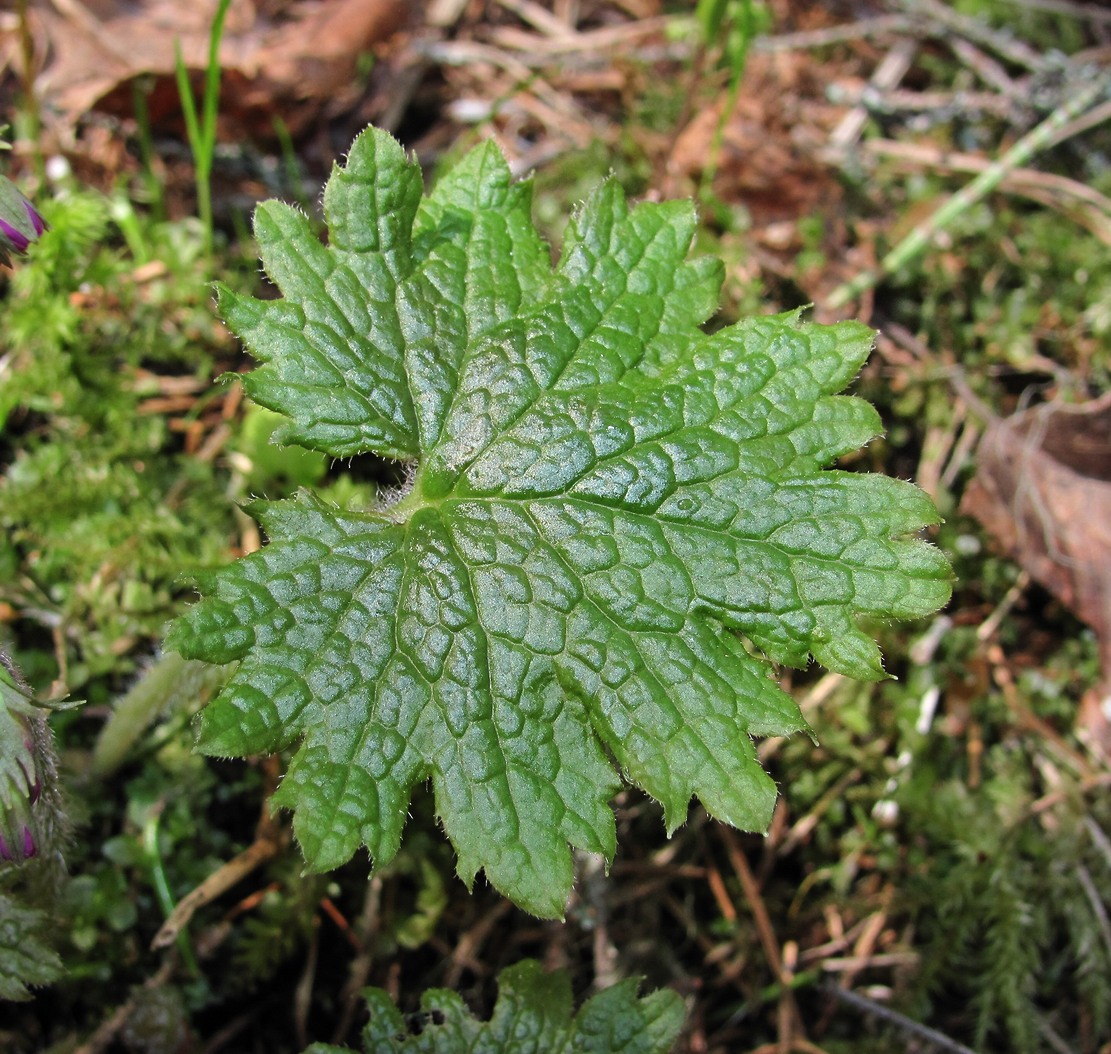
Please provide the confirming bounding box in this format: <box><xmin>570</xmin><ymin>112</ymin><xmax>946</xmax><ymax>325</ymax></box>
<box><xmin>963</xmin><ymin>393</ymin><xmax>1111</xmax><ymax>728</ymax></box>
<box><xmin>668</xmin><ymin>51</ymin><xmax>845</xmax><ymax>232</ymax></box>
<box><xmin>26</xmin><ymin>0</ymin><xmax>411</xmax><ymax>138</ymax></box>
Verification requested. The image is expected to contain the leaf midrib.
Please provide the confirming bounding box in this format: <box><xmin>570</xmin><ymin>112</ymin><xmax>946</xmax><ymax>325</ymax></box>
<box><xmin>415</xmin><ymin>211</ymin><xmax>686</xmax><ymax>490</ymax></box>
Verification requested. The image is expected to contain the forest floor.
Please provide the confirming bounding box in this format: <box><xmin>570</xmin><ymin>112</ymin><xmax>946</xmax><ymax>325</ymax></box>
<box><xmin>3</xmin><ymin>2</ymin><xmax>1111</xmax><ymax>1052</ymax></box>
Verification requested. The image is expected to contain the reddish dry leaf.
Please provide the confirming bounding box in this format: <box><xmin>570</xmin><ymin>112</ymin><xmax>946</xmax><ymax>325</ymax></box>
<box><xmin>25</xmin><ymin>0</ymin><xmax>410</xmax><ymax>135</ymax></box>
<box><xmin>963</xmin><ymin>393</ymin><xmax>1111</xmax><ymax>728</ymax></box>
<box><xmin>668</xmin><ymin>52</ymin><xmax>844</xmax><ymax>232</ymax></box>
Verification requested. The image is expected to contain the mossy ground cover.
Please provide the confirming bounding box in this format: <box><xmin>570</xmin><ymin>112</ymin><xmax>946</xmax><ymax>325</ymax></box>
<box><xmin>2</xmin><ymin>3</ymin><xmax>1111</xmax><ymax>1052</ymax></box>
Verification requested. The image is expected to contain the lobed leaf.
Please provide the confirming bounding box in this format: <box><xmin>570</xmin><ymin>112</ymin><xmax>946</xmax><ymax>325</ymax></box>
<box><xmin>169</xmin><ymin>126</ymin><xmax>952</xmax><ymax>916</ymax></box>
<box><xmin>0</xmin><ymin>893</ymin><xmax>64</xmax><ymax>1001</ymax></box>
<box><xmin>304</xmin><ymin>959</ymin><xmax>684</xmax><ymax>1054</ymax></box>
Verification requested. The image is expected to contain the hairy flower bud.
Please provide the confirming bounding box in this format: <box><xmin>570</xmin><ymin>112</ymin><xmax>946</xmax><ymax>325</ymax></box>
<box><xmin>0</xmin><ymin>657</ymin><xmax>57</xmax><ymax>867</ymax></box>
<box><xmin>0</xmin><ymin>175</ymin><xmax>47</xmax><ymax>266</ymax></box>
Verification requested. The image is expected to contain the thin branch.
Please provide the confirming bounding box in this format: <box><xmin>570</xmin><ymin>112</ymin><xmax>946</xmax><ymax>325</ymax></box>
<box><xmin>894</xmin><ymin>0</ymin><xmax>1050</xmax><ymax>70</ymax></box>
<box><xmin>1042</xmin><ymin>97</ymin><xmax>1111</xmax><ymax>151</ymax></box>
<box><xmin>754</xmin><ymin>15</ymin><xmax>917</xmax><ymax>52</ymax></box>
<box><xmin>830</xmin><ymin>38</ymin><xmax>918</xmax><ymax>151</ymax></box>
<box><xmin>857</xmin><ymin>138</ymin><xmax>1111</xmax><ymax>245</ymax></box>
<box><xmin>821</xmin><ymin>982</ymin><xmax>982</xmax><ymax>1054</ymax></box>
<box><xmin>1038</xmin><ymin>1019</ymin><xmax>1080</xmax><ymax>1054</ymax></box>
<box><xmin>1084</xmin><ymin>816</ymin><xmax>1111</xmax><ymax>870</ymax></box>
<box><xmin>150</xmin><ymin>824</ymin><xmax>284</xmax><ymax>950</ymax></box>
<box><xmin>949</xmin><ymin>36</ymin><xmax>1019</xmax><ymax>95</ymax></box>
<box><xmin>827</xmin><ymin>71</ymin><xmax>1111</xmax><ymax>309</ymax></box>
<box><xmin>1076</xmin><ymin>864</ymin><xmax>1111</xmax><ymax>961</ymax></box>
<box><xmin>73</xmin><ymin>960</ymin><xmax>176</xmax><ymax>1054</ymax></box>
<box><xmin>993</xmin><ymin>0</ymin><xmax>1111</xmax><ymax>25</ymax></box>
<box><xmin>719</xmin><ymin>827</ymin><xmax>806</xmax><ymax>1048</ymax></box>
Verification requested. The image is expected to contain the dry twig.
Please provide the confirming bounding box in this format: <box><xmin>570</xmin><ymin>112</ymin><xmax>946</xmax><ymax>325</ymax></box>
<box><xmin>821</xmin><ymin>982</ymin><xmax>980</xmax><ymax>1054</ymax></box>
<box><xmin>719</xmin><ymin>827</ymin><xmax>807</xmax><ymax>1051</ymax></box>
<box><xmin>860</xmin><ymin>138</ymin><xmax>1111</xmax><ymax>245</ymax></box>
<box><xmin>72</xmin><ymin>959</ymin><xmax>178</xmax><ymax>1054</ymax></box>
<box><xmin>827</xmin><ymin>69</ymin><xmax>1111</xmax><ymax>308</ymax></box>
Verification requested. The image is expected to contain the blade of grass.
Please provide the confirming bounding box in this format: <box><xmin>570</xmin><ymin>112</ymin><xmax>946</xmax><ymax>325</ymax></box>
<box><xmin>272</xmin><ymin>116</ymin><xmax>313</xmax><ymax>212</ymax></box>
<box><xmin>173</xmin><ymin>0</ymin><xmax>233</xmax><ymax>260</ymax></box>
<box><xmin>694</xmin><ymin>0</ymin><xmax>767</xmax><ymax>201</ymax></box>
<box><xmin>143</xmin><ymin>803</ymin><xmax>200</xmax><ymax>975</ymax></box>
<box><xmin>132</xmin><ymin>77</ymin><xmax>166</xmax><ymax>221</ymax></box>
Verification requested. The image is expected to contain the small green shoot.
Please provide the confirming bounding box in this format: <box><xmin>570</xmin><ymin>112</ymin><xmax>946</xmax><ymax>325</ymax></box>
<box><xmin>693</xmin><ymin>0</ymin><xmax>771</xmax><ymax>198</ymax></box>
<box><xmin>174</xmin><ymin>0</ymin><xmax>233</xmax><ymax>260</ymax></box>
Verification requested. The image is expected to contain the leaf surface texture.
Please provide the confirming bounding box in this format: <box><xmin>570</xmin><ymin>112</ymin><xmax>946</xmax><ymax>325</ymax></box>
<box><xmin>305</xmin><ymin>959</ymin><xmax>684</xmax><ymax>1054</ymax></box>
<box><xmin>169</xmin><ymin>128</ymin><xmax>951</xmax><ymax>915</ymax></box>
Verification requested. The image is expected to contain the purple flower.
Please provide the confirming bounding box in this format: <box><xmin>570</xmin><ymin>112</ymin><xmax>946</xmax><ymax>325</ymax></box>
<box><xmin>0</xmin><ymin>824</ymin><xmax>35</xmax><ymax>863</ymax></box>
<box><xmin>0</xmin><ymin>199</ymin><xmax>44</xmax><ymax>253</ymax></box>
<box><xmin>0</xmin><ymin>175</ymin><xmax>47</xmax><ymax>266</ymax></box>
<box><xmin>0</xmin><ymin>662</ymin><xmax>52</xmax><ymax>867</ymax></box>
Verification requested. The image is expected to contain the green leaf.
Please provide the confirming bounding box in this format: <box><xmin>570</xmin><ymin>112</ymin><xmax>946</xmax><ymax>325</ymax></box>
<box><xmin>168</xmin><ymin>127</ymin><xmax>951</xmax><ymax>916</ymax></box>
<box><xmin>0</xmin><ymin>892</ymin><xmax>64</xmax><ymax>1001</ymax></box>
<box><xmin>305</xmin><ymin>959</ymin><xmax>684</xmax><ymax>1054</ymax></box>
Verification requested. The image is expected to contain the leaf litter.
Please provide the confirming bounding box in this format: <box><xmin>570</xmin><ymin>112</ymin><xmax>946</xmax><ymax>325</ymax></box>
<box><xmin>4</xmin><ymin>2</ymin><xmax>1111</xmax><ymax>1052</ymax></box>
<box><xmin>963</xmin><ymin>392</ymin><xmax>1111</xmax><ymax>746</ymax></box>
